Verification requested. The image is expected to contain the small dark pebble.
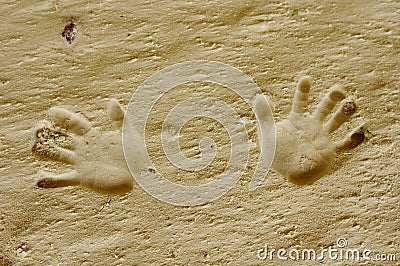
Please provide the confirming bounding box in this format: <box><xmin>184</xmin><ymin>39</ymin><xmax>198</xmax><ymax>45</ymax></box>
<box><xmin>62</xmin><ymin>22</ymin><xmax>77</xmax><ymax>44</ymax></box>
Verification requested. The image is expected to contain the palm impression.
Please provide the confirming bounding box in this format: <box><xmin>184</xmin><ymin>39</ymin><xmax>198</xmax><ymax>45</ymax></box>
<box><xmin>254</xmin><ymin>76</ymin><xmax>366</xmax><ymax>185</ymax></box>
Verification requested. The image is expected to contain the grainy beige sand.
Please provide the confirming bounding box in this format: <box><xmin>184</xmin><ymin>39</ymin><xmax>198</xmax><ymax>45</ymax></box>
<box><xmin>1</xmin><ymin>0</ymin><xmax>399</xmax><ymax>265</ymax></box>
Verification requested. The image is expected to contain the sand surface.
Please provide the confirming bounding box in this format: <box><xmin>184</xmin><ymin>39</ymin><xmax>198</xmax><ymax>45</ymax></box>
<box><xmin>1</xmin><ymin>0</ymin><xmax>399</xmax><ymax>265</ymax></box>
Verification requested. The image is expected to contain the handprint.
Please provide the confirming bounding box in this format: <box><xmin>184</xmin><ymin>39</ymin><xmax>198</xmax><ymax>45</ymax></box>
<box><xmin>32</xmin><ymin>99</ymin><xmax>133</xmax><ymax>195</ymax></box>
<box><xmin>32</xmin><ymin>75</ymin><xmax>367</xmax><ymax>195</ymax></box>
<box><xmin>254</xmin><ymin>76</ymin><xmax>366</xmax><ymax>185</ymax></box>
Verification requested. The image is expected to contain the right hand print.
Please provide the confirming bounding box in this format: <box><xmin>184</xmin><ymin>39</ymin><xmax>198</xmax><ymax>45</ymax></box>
<box><xmin>254</xmin><ymin>76</ymin><xmax>367</xmax><ymax>185</ymax></box>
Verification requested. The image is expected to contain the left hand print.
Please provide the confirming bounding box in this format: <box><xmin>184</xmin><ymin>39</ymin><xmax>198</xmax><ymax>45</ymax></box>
<box><xmin>32</xmin><ymin>99</ymin><xmax>133</xmax><ymax>195</ymax></box>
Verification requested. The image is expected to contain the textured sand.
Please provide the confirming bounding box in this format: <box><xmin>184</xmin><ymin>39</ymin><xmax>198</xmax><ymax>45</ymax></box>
<box><xmin>1</xmin><ymin>0</ymin><xmax>399</xmax><ymax>265</ymax></box>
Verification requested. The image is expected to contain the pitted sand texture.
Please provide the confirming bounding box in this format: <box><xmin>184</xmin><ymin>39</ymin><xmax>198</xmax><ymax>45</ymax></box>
<box><xmin>1</xmin><ymin>0</ymin><xmax>399</xmax><ymax>265</ymax></box>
